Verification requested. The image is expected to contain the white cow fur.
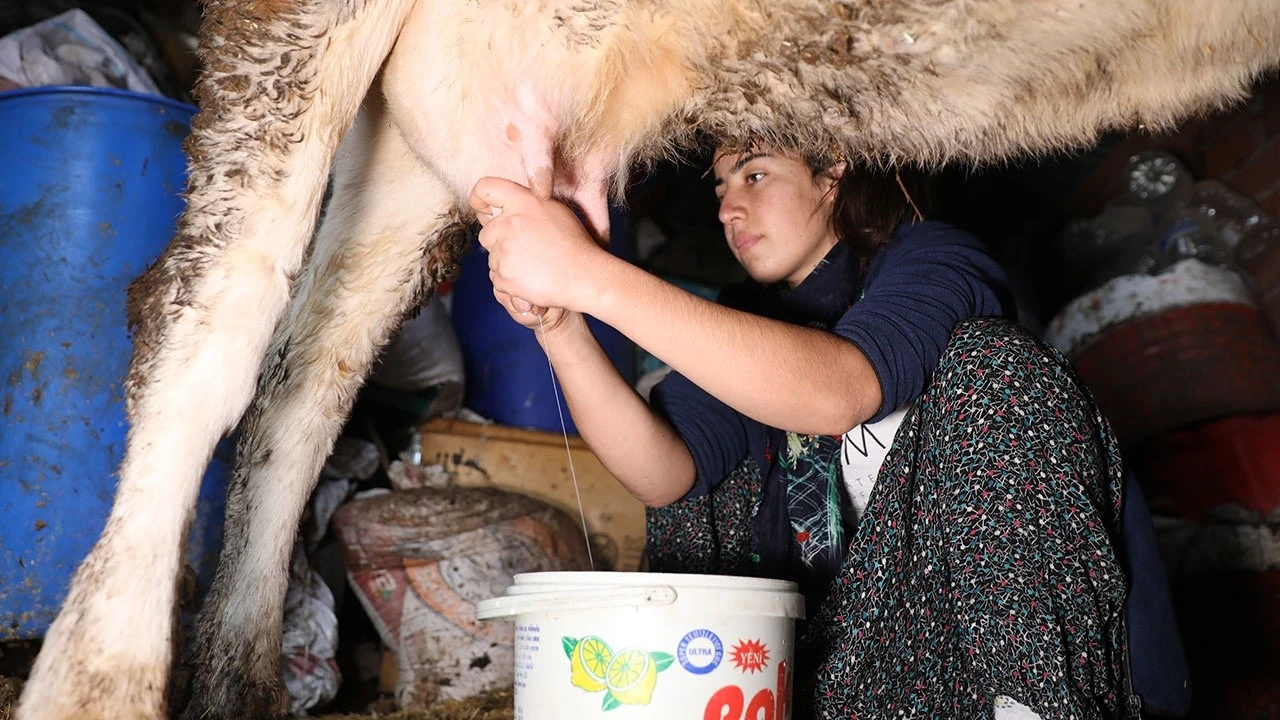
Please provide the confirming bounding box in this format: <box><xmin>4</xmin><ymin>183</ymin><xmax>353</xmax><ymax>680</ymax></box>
<box><xmin>15</xmin><ymin>0</ymin><xmax>1280</xmax><ymax>718</ymax></box>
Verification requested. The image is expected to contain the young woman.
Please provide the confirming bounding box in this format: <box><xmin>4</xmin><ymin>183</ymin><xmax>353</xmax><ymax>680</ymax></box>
<box><xmin>469</xmin><ymin>148</ymin><xmax>1145</xmax><ymax>719</ymax></box>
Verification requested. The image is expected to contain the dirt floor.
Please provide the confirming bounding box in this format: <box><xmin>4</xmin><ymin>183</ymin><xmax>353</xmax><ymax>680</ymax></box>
<box><xmin>0</xmin><ymin>679</ymin><xmax>512</xmax><ymax>720</ymax></box>
<box><xmin>0</xmin><ymin>632</ymin><xmax>516</xmax><ymax>719</ymax></box>
<box><xmin>314</xmin><ymin>689</ymin><xmax>514</xmax><ymax>720</ymax></box>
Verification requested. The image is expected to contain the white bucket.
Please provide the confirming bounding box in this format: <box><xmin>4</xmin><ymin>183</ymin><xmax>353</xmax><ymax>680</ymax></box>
<box><xmin>476</xmin><ymin>571</ymin><xmax>805</xmax><ymax>719</ymax></box>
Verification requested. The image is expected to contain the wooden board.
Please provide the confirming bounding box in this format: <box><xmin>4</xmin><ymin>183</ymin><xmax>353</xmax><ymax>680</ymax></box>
<box><xmin>418</xmin><ymin>418</ymin><xmax>647</xmax><ymax>571</ymax></box>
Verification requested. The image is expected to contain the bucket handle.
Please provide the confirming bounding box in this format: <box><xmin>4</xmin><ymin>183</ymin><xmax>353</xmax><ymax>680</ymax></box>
<box><xmin>475</xmin><ymin>585</ymin><xmax>678</xmax><ymax>620</ymax></box>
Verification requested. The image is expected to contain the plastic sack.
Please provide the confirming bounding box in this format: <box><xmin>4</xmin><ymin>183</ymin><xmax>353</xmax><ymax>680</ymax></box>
<box><xmin>332</xmin><ymin>486</ymin><xmax>590</xmax><ymax>708</ymax></box>
<box><xmin>0</xmin><ymin>9</ymin><xmax>159</xmax><ymax>94</ymax></box>
<box><xmin>280</xmin><ymin>438</ymin><xmax>379</xmax><ymax>714</ymax></box>
<box><xmin>370</xmin><ymin>299</ymin><xmax>465</xmax><ymax>394</ymax></box>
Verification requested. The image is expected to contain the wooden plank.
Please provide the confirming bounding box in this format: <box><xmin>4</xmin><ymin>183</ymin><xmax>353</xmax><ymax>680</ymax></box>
<box><xmin>419</xmin><ymin>418</ymin><xmax>648</xmax><ymax>572</ymax></box>
<box><xmin>424</xmin><ymin>416</ymin><xmax>592</xmax><ymax>449</ymax></box>
<box><xmin>379</xmin><ymin>647</ymin><xmax>398</xmax><ymax>695</ymax></box>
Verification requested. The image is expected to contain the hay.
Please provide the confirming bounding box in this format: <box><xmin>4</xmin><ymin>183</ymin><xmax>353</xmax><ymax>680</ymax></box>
<box><xmin>314</xmin><ymin>688</ymin><xmax>514</xmax><ymax>720</ymax></box>
<box><xmin>0</xmin><ymin>677</ymin><xmax>514</xmax><ymax>720</ymax></box>
<box><xmin>0</xmin><ymin>677</ymin><xmax>24</xmax><ymax>720</ymax></box>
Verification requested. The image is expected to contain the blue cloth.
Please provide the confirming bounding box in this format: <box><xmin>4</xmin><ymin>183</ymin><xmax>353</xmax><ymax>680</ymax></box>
<box><xmin>837</xmin><ymin>221</ymin><xmax>1013</xmax><ymax>421</ymax></box>
<box><xmin>1121</xmin><ymin>470</ymin><xmax>1193</xmax><ymax>716</ymax></box>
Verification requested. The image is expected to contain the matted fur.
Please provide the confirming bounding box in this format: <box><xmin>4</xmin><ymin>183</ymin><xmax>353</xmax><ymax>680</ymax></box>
<box><xmin>691</xmin><ymin>0</ymin><xmax>1280</xmax><ymax>167</ymax></box>
<box><xmin>16</xmin><ymin>1</ymin><xmax>1280</xmax><ymax>719</ymax></box>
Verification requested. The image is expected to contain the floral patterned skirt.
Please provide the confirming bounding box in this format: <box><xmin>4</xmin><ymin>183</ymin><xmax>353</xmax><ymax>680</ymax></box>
<box><xmin>647</xmin><ymin>318</ymin><xmax>1138</xmax><ymax>720</ymax></box>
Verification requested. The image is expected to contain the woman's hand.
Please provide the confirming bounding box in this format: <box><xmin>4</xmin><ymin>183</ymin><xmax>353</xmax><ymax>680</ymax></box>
<box><xmin>491</xmin><ymin>287</ymin><xmax>580</xmax><ymax>339</ymax></box>
<box><xmin>470</xmin><ymin>177</ymin><xmax>609</xmax><ymax>315</ymax></box>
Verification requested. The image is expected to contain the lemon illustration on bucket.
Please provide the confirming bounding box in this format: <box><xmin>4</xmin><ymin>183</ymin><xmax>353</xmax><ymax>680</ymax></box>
<box><xmin>569</xmin><ymin>635</ymin><xmax>613</xmax><ymax>692</ymax></box>
<box><xmin>562</xmin><ymin>636</ymin><xmax>674</xmax><ymax>710</ymax></box>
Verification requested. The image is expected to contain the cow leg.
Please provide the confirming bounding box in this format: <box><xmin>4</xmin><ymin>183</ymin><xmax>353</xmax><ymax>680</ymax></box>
<box><xmin>182</xmin><ymin>96</ymin><xmax>467</xmax><ymax>720</ymax></box>
<box><xmin>16</xmin><ymin>3</ymin><xmax>418</xmax><ymax>719</ymax></box>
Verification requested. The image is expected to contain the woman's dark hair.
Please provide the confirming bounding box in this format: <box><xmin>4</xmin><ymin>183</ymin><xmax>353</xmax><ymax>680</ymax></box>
<box><xmin>803</xmin><ymin>153</ymin><xmax>935</xmax><ymax>264</ymax></box>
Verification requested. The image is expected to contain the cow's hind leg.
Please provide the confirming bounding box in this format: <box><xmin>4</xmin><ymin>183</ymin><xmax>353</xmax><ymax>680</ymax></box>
<box><xmin>181</xmin><ymin>97</ymin><xmax>467</xmax><ymax>720</ymax></box>
<box><xmin>16</xmin><ymin>3</ymin><xmax>418</xmax><ymax>720</ymax></box>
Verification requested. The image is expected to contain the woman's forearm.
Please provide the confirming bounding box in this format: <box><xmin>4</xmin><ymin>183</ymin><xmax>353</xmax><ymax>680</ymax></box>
<box><xmin>582</xmin><ymin>256</ymin><xmax>883</xmax><ymax>435</ymax></box>
<box><xmin>538</xmin><ymin>313</ymin><xmax>696</xmax><ymax>507</ymax></box>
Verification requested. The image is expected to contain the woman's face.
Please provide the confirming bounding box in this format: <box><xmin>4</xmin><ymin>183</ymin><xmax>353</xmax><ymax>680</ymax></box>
<box><xmin>712</xmin><ymin>148</ymin><xmax>842</xmax><ymax>288</ymax></box>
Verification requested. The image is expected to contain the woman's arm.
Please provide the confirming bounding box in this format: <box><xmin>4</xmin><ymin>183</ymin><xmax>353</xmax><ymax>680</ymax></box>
<box><xmin>511</xmin><ymin>303</ymin><xmax>697</xmax><ymax>507</ymax></box>
<box><xmin>831</xmin><ymin>221</ymin><xmax>1010</xmax><ymax>420</ymax></box>
<box><xmin>585</xmin><ymin>259</ymin><xmax>882</xmax><ymax>435</ymax></box>
<box><xmin>474</xmin><ymin>178</ymin><xmax>883</xmax><ymax>437</ymax></box>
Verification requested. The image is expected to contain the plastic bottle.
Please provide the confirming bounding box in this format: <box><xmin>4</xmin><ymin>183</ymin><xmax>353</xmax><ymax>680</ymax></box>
<box><xmin>1063</xmin><ymin>202</ymin><xmax>1162</xmax><ymax>285</ymax></box>
<box><xmin>1091</xmin><ymin>203</ymin><xmax>1156</xmax><ymax>248</ymax></box>
<box><xmin>1125</xmin><ymin>150</ymin><xmax>1194</xmax><ymax>223</ymax></box>
<box><xmin>1236</xmin><ymin>213</ymin><xmax>1280</xmax><ymax>284</ymax></box>
<box><xmin>1155</xmin><ymin>207</ymin><xmax>1228</xmax><ymax>268</ymax></box>
<box><xmin>1188</xmin><ymin>179</ymin><xmax>1265</xmax><ymax>253</ymax></box>
<box><xmin>1060</xmin><ymin>218</ymin><xmax>1106</xmax><ymax>264</ymax></box>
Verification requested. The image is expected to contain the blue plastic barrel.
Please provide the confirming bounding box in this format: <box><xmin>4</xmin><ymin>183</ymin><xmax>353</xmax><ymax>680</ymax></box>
<box><xmin>450</xmin><ymin>207</ymin><xmax>637</xmax><ymax>434</ymax></box>
<box><xmin>0</xmin><ymin>86</ymin><xmax>232</xmax><ymax>639</ymax></box>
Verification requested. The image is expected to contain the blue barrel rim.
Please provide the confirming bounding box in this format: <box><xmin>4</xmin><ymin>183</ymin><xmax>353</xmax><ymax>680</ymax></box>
<box><xmin>0</xmin><ymin>84</ymin><xmax>197</xmax><ymax>116</ymax></box>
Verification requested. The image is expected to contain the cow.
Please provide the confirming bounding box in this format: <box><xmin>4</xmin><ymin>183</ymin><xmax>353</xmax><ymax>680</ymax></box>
<box><xmin>16</xmin><ymin>0</ymin><xmax>1280</xmax><ymax>718</ymax></box>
